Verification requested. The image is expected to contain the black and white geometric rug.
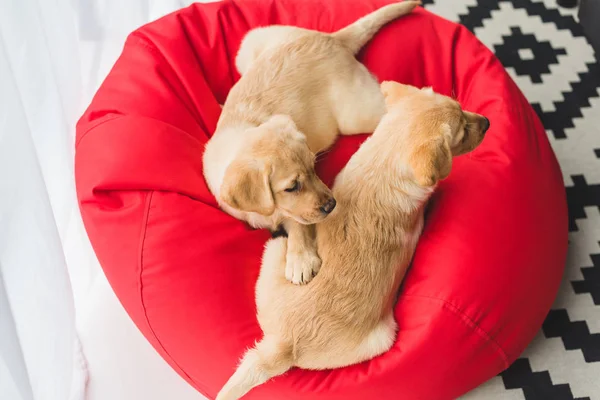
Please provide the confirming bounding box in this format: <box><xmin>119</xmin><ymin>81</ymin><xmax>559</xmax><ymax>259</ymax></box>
<box><xmin>420</xmin><ymin>1</ymin><xmax>600</xmax><ymax>399</ymax></box>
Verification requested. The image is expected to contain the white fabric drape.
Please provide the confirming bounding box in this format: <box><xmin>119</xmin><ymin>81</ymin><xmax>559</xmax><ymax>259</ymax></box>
<box><xmin>0</xmin><ymin>1</ymin><xmax>199</xmax><ymax>399</ymax></box>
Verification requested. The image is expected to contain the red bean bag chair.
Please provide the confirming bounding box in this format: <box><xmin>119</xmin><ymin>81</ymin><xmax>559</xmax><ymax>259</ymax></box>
<box><xmin>75</xmin><ymin>0</ymin><xmax>568</xmax><ymax>399</ymax></box>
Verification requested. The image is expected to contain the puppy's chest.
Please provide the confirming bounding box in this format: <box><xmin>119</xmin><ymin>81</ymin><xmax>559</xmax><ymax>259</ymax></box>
<box><xmin>242</xmin><ymin>210</ymin><xmax>282</xmax><ymax>230</ymax></box>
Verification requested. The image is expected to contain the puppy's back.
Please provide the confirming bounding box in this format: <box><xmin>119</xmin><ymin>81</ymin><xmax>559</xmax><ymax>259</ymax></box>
<box><xmin>235</xmin><ymin>26</ymin><xmax>312</xmax><ymax>75</ymax></box>
<box><xmin>219</xmin><ymin>34</ymin><xmax>359</xmax><ymax>152</ymax></box>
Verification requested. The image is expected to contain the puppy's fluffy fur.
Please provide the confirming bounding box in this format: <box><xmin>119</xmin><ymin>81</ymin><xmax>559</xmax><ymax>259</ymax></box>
<box><xmin>203</xmin><ymin>1</ymin><xmax>421</xmax><ymax>285</ymax></box>
<box><xmin>215</xmin><ymin>82</ymin><xmax>490</xmax><ymax>400</ymax></box>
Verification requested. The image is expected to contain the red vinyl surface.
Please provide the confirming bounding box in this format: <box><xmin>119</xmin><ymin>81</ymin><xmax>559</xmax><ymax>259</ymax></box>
<box><xmin>75</xmin><ymin>1</ymin><xmax>568</xmax><ymax>399</ymax></box>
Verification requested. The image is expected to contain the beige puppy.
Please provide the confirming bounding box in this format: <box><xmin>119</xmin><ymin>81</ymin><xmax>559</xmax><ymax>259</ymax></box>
<box><xmin>215</xmin><ymin>81</ymin><xmax>490</xmax><ymax>400</ymax></box>
<box><xmin>203</xmin><ymin>1</ymin><xmax>421</xmax><ymax>285</ymax></box>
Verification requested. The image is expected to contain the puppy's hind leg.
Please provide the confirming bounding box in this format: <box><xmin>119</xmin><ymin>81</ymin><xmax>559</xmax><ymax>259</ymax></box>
<box><xmin>296</xmin><ymin>314</ymin><xmax>398</xmax><ymax>371</ymax></box>
<box><xmin>333</xmin><ymin>64</ymin><xmax>386</xmax><ymax>136</ymax></box>
<box><xmin>216</xmin><ymin>335</ymin><xmax>293</xmax><ymax>400</ymax></box>
<box><xmin>235</xmin><ymin>26</ymin><xmax>300</xmax><ymax>75</ymax></box>
<box><xmin>354</xmin><ymin>312</ymin><xmax>398</xmax><ymax>362</ymax></box>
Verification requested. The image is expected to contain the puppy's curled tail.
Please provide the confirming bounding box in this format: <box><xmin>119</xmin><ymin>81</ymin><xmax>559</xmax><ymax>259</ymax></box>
<box><xmin>331</xmin><ymin>1</ymin><xmax>421</xmax><ymax>54</ymax></box>
<box><xmin>216</xmin><ymin>336</ymin><xmax>293</xmax><ymax>400</ymax></box>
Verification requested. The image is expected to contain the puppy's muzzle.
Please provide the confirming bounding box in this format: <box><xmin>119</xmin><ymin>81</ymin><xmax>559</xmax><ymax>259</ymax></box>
<box><xmin>320</xmin><ymin>198</ymin><xmax>337</xmax><ymax>215</ymax></box>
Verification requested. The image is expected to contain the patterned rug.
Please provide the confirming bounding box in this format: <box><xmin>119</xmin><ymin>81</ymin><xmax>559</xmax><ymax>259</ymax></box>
<box><xmin>420</xmin><ymin>1</ymin><xmax>600</xmax><ymax>399</ymax></box>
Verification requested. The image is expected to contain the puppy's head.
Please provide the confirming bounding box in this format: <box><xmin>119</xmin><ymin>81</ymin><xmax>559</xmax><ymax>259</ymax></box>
<box><xmin>380</xmin><ymin>81</ymin><xmax>490</xmax><ymax>187</ymax></box>
<box><xmin>220</xmin><ymin>115</ymin><xmax>335</xmax><ymax>224</ymax></box>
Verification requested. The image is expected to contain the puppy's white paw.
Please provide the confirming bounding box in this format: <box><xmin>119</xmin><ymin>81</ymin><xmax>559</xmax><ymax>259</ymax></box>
<box><xmin>285</xmin><ymin>251</ymin><xmax>321</xmax><ymax>285</ymax></box>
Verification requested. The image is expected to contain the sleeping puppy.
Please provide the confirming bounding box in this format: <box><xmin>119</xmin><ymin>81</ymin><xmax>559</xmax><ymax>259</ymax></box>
<box><xmin>203</xmin><ymin>1</ymin><xmax>421</xmax><ymax>285</ymax></box>
<box><xmin>215</xmin><ymin>81</ymin><xmax>490</xmax><ymax>400</ymax></box>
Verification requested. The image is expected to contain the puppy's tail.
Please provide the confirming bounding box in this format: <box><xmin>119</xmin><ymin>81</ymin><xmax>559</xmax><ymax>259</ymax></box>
<box><xmin>216</xmin><ymin>336</ymin><xmax>294</xmax><ymax>400</ymax></box>
<box><xmin>331</xmin><ymin>1</ymin><xmax>421</xmax><ymax>54</ymax></box>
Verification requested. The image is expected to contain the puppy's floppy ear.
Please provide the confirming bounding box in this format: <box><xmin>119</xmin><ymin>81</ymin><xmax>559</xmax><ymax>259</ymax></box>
<box><xmin>220</xmin><ymin>160</ymin><xmax>274</xmax><ymax>215</ymax></box>
<box><xmin>409</xmin><ymin>125</ymin><xmax>453</xmax><ymax>187</ymax></box>
<box><xmin>264</xmin><ymin>114</ymin><xmax>306</xmax><ymax>141</ymax></box>
<box><xmin>266</xmin><ymin>114</ymin><xmax>297</xmax><ymax>130</ymax></box>
<box><xmin>380</xmin><ymin>81</ymin><xmax>417</xmax><ymax>107</ymax></box>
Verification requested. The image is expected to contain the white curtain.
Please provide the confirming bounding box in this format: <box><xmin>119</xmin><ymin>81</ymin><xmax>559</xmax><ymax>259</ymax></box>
<box><xmin>0</xmin><ymin>1</ymin><xmax>199</xmax><ymax>399</ymax></box>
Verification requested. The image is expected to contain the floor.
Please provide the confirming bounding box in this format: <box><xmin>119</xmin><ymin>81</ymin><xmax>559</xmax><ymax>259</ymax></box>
<box><xmin>420</xmin><ymin>1</ymin><xmax>600</xmax><ymax>399</ymax></box>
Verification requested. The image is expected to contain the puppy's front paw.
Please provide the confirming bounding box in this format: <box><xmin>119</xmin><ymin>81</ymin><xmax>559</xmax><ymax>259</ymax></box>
<box><xmin>285</xmin><ymin>251</ymin><xmax>321</xmax><ymax>285</ymax></box>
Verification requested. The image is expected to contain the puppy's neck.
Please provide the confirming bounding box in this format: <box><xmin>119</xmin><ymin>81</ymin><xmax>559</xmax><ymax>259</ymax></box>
<box><xmin>339</xmin><ymin>121</ymin><xmax>434</xmax><ymax>215</ymax></box>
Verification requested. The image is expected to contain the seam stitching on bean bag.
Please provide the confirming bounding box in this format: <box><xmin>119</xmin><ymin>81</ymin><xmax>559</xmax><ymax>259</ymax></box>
<box><xmin>76</xmin><ymin>114</ymin><xmax>123</xmax><ymax>148</ymax></box>
<box><xmin>137</xmin><ymin>190</ymin><xmax>212</xmax><ymax>398</ymax></box>
<box><xmin>400</xmin><ymin>294</ymin><xmax>510</xmax><ymax>368</ymax></box>
<box><xmin>129</xmin><ymin>32</ymin><xmax>162</xmax><ymax>57</ymax></box>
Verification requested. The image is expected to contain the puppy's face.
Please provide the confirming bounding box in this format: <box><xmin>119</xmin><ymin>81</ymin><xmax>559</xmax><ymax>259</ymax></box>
<box><xmin>381</xmin><ymin>81</ymin><xmax>490</xmax><ymax>186</ymax></box>
<box><xmin>220</xmin><ymin>115</ymin><xmax>335</xmax><ymax>224</ymax></box>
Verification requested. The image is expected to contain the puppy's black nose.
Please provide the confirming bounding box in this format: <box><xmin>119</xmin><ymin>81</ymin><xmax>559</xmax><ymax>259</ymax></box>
<box><xmin>320</xmin><ymin>198</ymin><xmax>336</xmax><ymax>214</ymax></box>
<box><xmin>482</xmin><ymin>117</ymin><xmax>490</xmax><ymax>133</ymax></box>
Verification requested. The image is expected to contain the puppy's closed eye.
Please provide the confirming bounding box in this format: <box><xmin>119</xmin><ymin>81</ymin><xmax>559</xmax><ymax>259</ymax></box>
<box><xmin>285</xmin><ymin>180</ymin><xmax>301</xmax><ymax>193</ymax></box>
